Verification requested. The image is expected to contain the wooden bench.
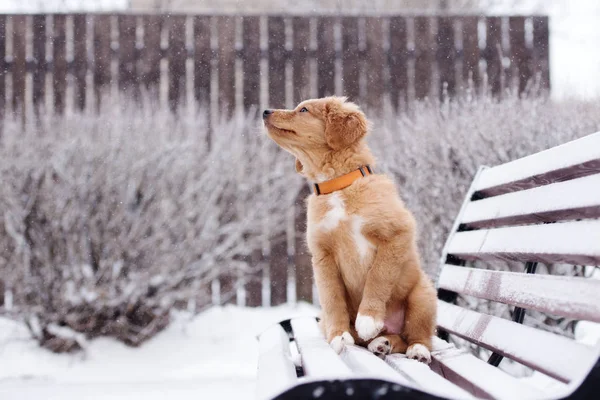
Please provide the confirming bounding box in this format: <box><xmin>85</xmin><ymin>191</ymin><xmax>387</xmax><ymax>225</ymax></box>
<box><xmin>256</xmin><ymin>132</ymin><xmax>600</xmax><ymax>400</ymax></box>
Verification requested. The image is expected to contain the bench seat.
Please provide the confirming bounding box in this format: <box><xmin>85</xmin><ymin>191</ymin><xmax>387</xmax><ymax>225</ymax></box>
<box><xmin>257</xmin><ymin>316</ymin><xmax>588</xmax><ymax>399</ymax></box>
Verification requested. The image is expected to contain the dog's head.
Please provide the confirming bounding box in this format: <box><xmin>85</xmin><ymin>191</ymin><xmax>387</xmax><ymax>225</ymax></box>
<box><xmin>263</xmin><ymin>96</ymin><xmax>368</xmax><ymax>175</ymax></box>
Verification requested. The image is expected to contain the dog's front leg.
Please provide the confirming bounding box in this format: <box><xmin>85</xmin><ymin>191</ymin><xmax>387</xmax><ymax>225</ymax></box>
<box><xmin>355</xmin><ymin>239</ymin><xmax>406</xmax><ymax>341</ymax></box>
<box><xmin>312</xmin><ymin>252</ymin><xmax>354</xmax><ymax>354</ymax></box>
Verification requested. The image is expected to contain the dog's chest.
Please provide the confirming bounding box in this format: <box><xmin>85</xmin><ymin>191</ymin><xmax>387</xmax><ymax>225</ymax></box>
<box><xmin>307</xmin><ymin>192</ymin><xmax>375</xmax><ymax>263</ymax></box>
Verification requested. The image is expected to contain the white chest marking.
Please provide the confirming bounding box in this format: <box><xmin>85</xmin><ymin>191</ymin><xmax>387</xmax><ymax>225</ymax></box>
<box><xmin>319</xmin><ymin>192</ymin><xmax>346</xmax><ymax>231</ymax></box>
<box><xmin>351</xmin><ymin>216</ymin><xmax>375</xmax><ymax>260</ymax></box>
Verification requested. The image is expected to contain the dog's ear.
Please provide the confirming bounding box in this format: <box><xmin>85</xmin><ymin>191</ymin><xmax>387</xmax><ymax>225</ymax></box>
<box><xmin>324</xmin><ymin>99</ymin><xmax>368</xmax><ymax>150</ymax></box>
<box><xmin>295</xmin><ymin>158</ymin><xmax>304</xmax><ymax>174</ymax></box>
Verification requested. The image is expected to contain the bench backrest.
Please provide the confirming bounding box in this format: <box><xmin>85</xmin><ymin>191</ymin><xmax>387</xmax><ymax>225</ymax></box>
<box><xmin>437</xmin><ymin>131</ymin><xmax>600</xmax><ymax>392</ymax></box>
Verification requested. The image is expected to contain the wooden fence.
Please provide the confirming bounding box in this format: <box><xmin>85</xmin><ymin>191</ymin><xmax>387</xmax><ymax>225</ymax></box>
<box><xmin>0</xmin><ymin>14</ymin><xmax>549</xmax><ymax>121</ymax></box>
<box><xmin>0</xmin><ymin>13</ymin><xmax>550</xmax><ymax>308</ymax></box>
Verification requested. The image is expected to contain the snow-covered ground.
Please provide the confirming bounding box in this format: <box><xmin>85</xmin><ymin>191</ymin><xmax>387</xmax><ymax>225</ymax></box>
<box><xmin>0</xmin><ymin>303</ymin><xmax>318</xmax><ymax>400</ymax></box>
<box><xmin>1</xmin><ymin>285</ymin><xmax>599</xmax><ymax>399</ymax></box>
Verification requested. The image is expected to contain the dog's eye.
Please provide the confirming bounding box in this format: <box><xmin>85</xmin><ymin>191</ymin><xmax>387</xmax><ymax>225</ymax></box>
<box><xmin>299</xmin><ymin>107</ymin><xmax>308</xmax><ymax>113</ymax></box>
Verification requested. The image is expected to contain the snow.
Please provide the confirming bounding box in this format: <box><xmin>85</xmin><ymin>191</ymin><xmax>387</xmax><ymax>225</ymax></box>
<box><xmin>289</xmin><ymin>317</ymin><xmax>353</xmax><ymax>378</ymax></box>
<box><xmin>437</xmin><ymin>301</ymin><xmax>592</xmax><ymax>383</ymax></box>
<box><xmin>448</xmin><ymin>220</ymin><xmax>600</xmax><ymax>260</ymax></box>
<box><xmin>340</xmin><ymin>345</ymin><xmax>413</xmax><ymax>386</ymax></box>
<box><xmin>574</xmin><ymin>268</ymin><xmax>600</xmax><ymax>348</ymax></box>
<box><xmin>256</xmin><ymin>324</ymin><xmax>298</xmax><ymax>400</ymax></box>
<box><xmin>385</xmin><ymin>353</ymin><xmax>474</xmax><ymax>400</ymax></box>
<box><xmin>547</xmin><ymin>0</ymin><xmax>600</xmax><ymax>100</ymax></box>
<box><xmin>473</xmin><ymin>131</ymin><xmax>600</xmax><ymax>192</ymax></box>
<box><xmin>518</xmin><ymin>372</ymin><xmax>568</xmax><ymax>396</ymax></box>
<box><xmin>522</xmin><ymin>268</ymin><xmax>600</xmax><ymax>395</ymax></box>
<box><xmin>0</xmin><ymin>0</ymin><xmax>127</xmax><ymax>13</ymax></box>
<box><xmin>575</xmin><ymin>320</ymin><xmax>600</xmax><ymax>347</ymax></box>
<box><xmin>0</xmin><ymin>288</ymin><xmax>598</xmax><ymax>400</ymax></box>
<box><xmin>438</xmin><ymin>265</ymin><xmax>600</xmax><ymax>323</ymax></box>
<box><xmin>0</xmin><ymin>303</ymin><xmax>319</xmax><ymax>400</ymax></box>
<box><xmin>431</xmin><ymin>337</ymin><xmax>545</xmax><ymax>400</ymax></box>
<box><xmin>463</xmin><ymin>173</ymin><xmax>600</xmax><ymax>225</ymax></box>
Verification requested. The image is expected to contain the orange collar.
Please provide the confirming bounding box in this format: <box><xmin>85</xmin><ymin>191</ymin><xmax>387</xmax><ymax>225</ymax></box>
<box><xmin>313</xmin><ymin>165</ymin><xmax>373</xmax><ymax>195</ymax></box>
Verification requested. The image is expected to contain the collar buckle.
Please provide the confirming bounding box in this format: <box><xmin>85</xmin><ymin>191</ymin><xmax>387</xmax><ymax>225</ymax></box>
<box><xmin>313</xmin><ymin>183</ymin><xmax>321</xmax><ymax>195</ymax></box>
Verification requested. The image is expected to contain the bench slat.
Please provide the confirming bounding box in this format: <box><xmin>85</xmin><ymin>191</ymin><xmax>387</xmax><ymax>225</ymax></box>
<box><xmin>438</xmin><ymin>265</ymin><xmax>600</xmax><ymax>323</ymax></box>
<box><xmin>430</xmin><ymin>337</ymin><xmax>547</xmax><ymax>399</ymax></box>
<box><xmin>386</xmin><ymin>353</ymin><xmax>475</xmax><ymax>399</ymax></box>
<box><xmin>341</xmin><ymin>345</ymin><xmax>413</xmax><ymax>386</ymax></box>
<box><xmin>473</xmin><ymin>131</ymin><xmax>600</xmax><ymax>197</ymax></box>
<box><xmin>437</xmin><ymin>301</ymin><xmax>592</xmax><ymax>383</ymax></box>
<box><xmin>290</xmin><ymin>317</ymin><xmax>353</xmax><ymax>378</ymax></box>
<box><xmin>462</xmin><ymin>173</ymin><xmax>600</xmax><ymax>229</ymax></box>
<box><xmin>447</xmin><ymin>220</ymin><xmax>600</xmax><ymax>265</ymax></box>
<box><xmin>256</xmin><ymin>324</ymin><xmax>300</xmax><ymax>400</ymax></box>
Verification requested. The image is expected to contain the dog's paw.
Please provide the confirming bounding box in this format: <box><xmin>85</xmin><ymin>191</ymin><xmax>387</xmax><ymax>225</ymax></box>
<box><xmin>355</xmin><ymin>313</ymin><xmax>384</xmax><ymax>341</ymax></box>
<box><xmin>406</xmin><ymin>343</ymin><xmax>431</xmax><ymax>364</ymax></box>
<box><xmin>329</xmin><ymin>331</ymin><xmax>354</xmax><ymax>354</ymax></box>
<box><xmin>368</xmin><ymin>336</ymin><xmax>392</xmax><ymax>358</ymax></box>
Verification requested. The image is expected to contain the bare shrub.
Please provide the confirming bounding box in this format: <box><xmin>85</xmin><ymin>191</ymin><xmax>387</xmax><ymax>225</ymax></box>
<box><xmin>0</xmin><ymin>97</ymin><xmax>302</xmax><ymax>350</ymax></box>
<box><xmin>1</xmin><ymin>88</ymin><xmax>599</xmax><ymax>352</ymax></box>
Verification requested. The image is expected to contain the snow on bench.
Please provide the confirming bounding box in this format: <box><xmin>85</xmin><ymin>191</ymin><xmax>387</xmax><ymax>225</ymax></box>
<box><xmin>256</xmin><ymin>317</ymin><xmax>551</xmax><ymax>400</ymax></box>
<box><xmin>446</xmin><ymin>219</ymin><xmax>600</xmax><ymax>265</ymax></box>
<box><xmin>289</xmin><ymin>317</ymin><xmax>353</xmax><ymax>379</ymax></box>
<box><xmin>461</xmin><ymin>173</ymin><xmax>600</xmax><ymax>229</ymax></box>
<box><xmin>472</xmin><ymin>132</ymin><xmax>600</xmax><ymax>197</ymax></box>
<box><xmin>256</xmin><ymin>324</ymin><xmax>298</xmax><ymax>400</ymax></box>
<box><xmin>385</xmin><ymin>351</ymin><xmax>474</xmax><ymax>399</ymax></box>
<box><xmin>257</xmin><ymin>131</ymin><xmax>600</xmax><ymax>399</ymax></box>
<box><xmin>438</xmin><ymin>265</ymin><xmax>600</xmax><ymax>323</ymax></box>
<box><xmin>437</xmin><ymin>301</ymin><xmax>592</xmax><ymax>383</ymax></box>
<box><xmin>258</xmin><ymin>317</ymin><xmax>472</xmax><ymax>400</ymax></box>
<box><xmin>429</xmin><ymin>337</ymin><xmax>546</xmax><ymax>400</ymax></box>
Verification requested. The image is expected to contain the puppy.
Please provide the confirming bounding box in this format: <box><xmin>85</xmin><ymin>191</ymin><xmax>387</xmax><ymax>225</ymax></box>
<box><xmin>263</xmin><ymin>97</ymin><xmax>436</xmax><ymax>363</ymax></box>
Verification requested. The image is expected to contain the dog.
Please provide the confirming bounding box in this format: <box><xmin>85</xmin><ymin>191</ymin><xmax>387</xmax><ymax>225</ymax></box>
<box><xmin>263</xmin><ymin>96</ymin><xmax>436</xmax><ymax>363</ymax></box>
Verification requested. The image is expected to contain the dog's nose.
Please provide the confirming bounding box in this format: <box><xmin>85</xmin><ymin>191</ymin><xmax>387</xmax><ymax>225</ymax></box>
<box><xmin>263</xmin><ymin>109</ymin><xmax>273</xmax><ymax>119</ymax></box>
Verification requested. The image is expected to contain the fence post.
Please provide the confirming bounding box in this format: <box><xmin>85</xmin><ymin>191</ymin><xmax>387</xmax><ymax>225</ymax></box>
<box><xmin>341</xmin><ymin>17</ymin><xmax>359</xmax><ymax>102</ymax></box>
<box><xmin>242</xmin><ymin>16</ymin><xmax>260</xmax><ymax>110</ymax></box>
<box><xmin>12</xmin><ymin>15</ymin><xmax>27</xmax><ymax>115</ymax></box>
<box><xmin>292</xmin><ymin>17</ymin><xmax>311</xmax><ymax>104</ymax></box>
<box><xmin>268</xmin><ymin>16</ymin><xmax>286</xmax><ymax>108</ymax></box>
<box><xmin>93</xmin><ymin>14</ymin><xmax>112</xmax><ymax>109</ymax></box>
<box><xmin>32</xmin><ymin>15</ymin><xmax>47</xmax><ymax>112</ymax></box>
<box><xmin>317</xmin><ymin>16</ymin><xmax>336</xmax><ymax>98</ymax></box>
<box><xmin>167</xmin><ymin>15</ymin><xmax>186</xmax><ymax>110</ymax></box>
<box><xmin>388</xmin><ymin>16</ymin><xmax>408</xmax><ymax>111</ymax></box>
<box><xmin>73</xmin><ymin>14</ymin><xmax>88</xmax><ymax>110</ymax></box>
<box><xmin>485</xmin><ymin>17</ymin><xmax>502</xmax><ymax>95</ymax></box>
<box><xmin>365</xmin><ymin>17</ymin><xmax>385</xmax><ymax>110</ymax></box>
<box><xmin>294</xmin><ymin>185</ymin><xmax>313</xmax><ymax>304</ymax></box>
<box><xmin>461</xmin><ymin>16</ymin><xmax>480</xmax><ymax>91</ymax></box>
<box><xmin>532</xmin><ymin>17</ymin><xmax>550</xmax><ymax>90</ymax></box>
<box><xmin>270</xmin><ymin>232</ymin><xmax>288</xmax><ymax>306</ymax></box>
<box><xmin>0</xmin><ymin>16</ymin><xmax>5</xmax><ymax>123</ymax></box>
<box><xmin>414</xmin><ymin>16</ymin><xmax>434</xmax><ymax>100</ymax></box>
<box><xmin>217</xmin><ymin>16</ymin><xmax>236</xmax><ymax>117</ymax></box>
<box><xmin>52</xmin><ymin>15</ymin><xmax>67</xmax><ymax>114</ymax></box>
<box><xmin>437</xmin><ymin>16</ymin><xmax>456</xmax><ymax>98</ymax></box>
